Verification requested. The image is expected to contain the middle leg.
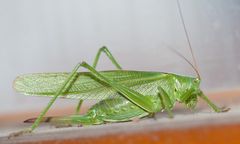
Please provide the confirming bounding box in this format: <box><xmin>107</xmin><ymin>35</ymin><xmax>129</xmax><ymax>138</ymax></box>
<box><xmin>158</xmin><ymin>86</ymin><xmax>174</xmax><ymax>118</ymax></box>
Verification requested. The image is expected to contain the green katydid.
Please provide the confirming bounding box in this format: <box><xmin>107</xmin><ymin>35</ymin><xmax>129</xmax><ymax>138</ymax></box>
<box><xmin>8</xmin><ymin>0</ymin><xmax>229</xmax><ymax>138</ymax></box>
<box><xmin>9</xmin><ymin>46</ymin><xmax>229</xmax><ymax>138</ymax></box>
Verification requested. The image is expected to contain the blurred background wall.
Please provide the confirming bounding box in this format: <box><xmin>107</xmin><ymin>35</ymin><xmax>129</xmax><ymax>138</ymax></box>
<box><xmin>0</xmin><ymin>0</ymin><xmax>239</xmax><ymax>115</ymax></box>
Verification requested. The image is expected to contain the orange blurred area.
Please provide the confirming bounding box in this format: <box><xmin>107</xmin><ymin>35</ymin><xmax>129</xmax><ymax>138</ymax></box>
<box><xmin>40</xmin><ymin>123</ymin><xmax>240</xmax><ymax>144</ymax></box>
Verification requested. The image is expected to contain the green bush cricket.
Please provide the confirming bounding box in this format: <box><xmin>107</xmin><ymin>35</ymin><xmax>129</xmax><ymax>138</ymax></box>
<box><xmin>9</xmin><ymin>46</ymin><xmax>229</xmax><ymax>138</ymax></box>
<box><xmin>9</xmin><ymin>0</ymin><xmax>229</xmax><ymax>138</ymax></box>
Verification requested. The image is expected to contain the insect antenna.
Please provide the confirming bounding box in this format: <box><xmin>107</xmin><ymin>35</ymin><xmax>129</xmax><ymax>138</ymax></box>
<box><xmin>170</xmin><ymin>48</ymin><xmax>201</xmax><ymax>79</ymax></box>
<box><xmin>176</xmin><ymin>0</ymin><xmax>201</xmax><ymax>79</ymax></box>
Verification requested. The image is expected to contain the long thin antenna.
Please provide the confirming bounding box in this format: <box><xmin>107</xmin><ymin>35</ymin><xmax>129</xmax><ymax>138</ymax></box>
<box><xmin>170</xmin><ymin>48</ymin><xmax>200</xmax><ymax>79</ymax></box>
<box><xmin>176</xmin><ymin>0</ymin><xmax>200</xmax><ymax>79</ymax></box>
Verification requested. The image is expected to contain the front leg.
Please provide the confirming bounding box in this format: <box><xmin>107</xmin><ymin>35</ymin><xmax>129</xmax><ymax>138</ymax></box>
<box><xmin>198</xmin><ymin>91</ymin><xmax>230</xmax><ymax>112</ymax></box>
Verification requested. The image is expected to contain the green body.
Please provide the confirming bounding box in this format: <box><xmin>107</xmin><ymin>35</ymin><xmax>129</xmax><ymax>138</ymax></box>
<box><xmin>15</xmin><ymin>70</ymin><xmax>201</xmax><ymax>125</ymax></box>
<box><xmin>9</xmin><ymin>47</ymin><xmax>226</xmax><ymax>138</ymax></box>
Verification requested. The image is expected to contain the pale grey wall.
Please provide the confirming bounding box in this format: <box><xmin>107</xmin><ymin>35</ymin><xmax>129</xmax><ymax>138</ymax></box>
<box><xmin>0</xmin><ymin>0</ymin><xmax>240</xmax><ymax>114</ymax></box>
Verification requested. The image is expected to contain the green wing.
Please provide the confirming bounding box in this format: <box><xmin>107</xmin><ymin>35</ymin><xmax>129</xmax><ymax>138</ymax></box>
<box><xmin>14</xmin><ymin>70</ymin><xmax>165</xmax><ymax>100</ymax></box>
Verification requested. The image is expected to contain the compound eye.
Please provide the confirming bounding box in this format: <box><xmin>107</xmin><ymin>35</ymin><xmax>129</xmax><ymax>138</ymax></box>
<box><xmin>194</xmin><ymin>78</ymin><xmax>199</xmax><ymax>83</ymax></box>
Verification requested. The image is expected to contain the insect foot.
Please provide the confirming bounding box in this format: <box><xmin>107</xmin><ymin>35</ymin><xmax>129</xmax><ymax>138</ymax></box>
<box><xmin>220</xmin><ymin>107</ymin><xmax>231</xmax><ymax>112</ymax></box>
<box><xmin>8</xmin><ymin>129</ymin><xmax>32</xmax><ymax>139</ymax></box>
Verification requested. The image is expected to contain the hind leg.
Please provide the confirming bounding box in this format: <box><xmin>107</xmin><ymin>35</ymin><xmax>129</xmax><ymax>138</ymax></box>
<box><xmin>49</xmin><ymin>114</ymin><xmax>104</xmax><ymax>127</ymax></box>
<box><xmin>75</xmin><ymin>46</ymin><xmax>122</xmax><ymax>114</ymax></box>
